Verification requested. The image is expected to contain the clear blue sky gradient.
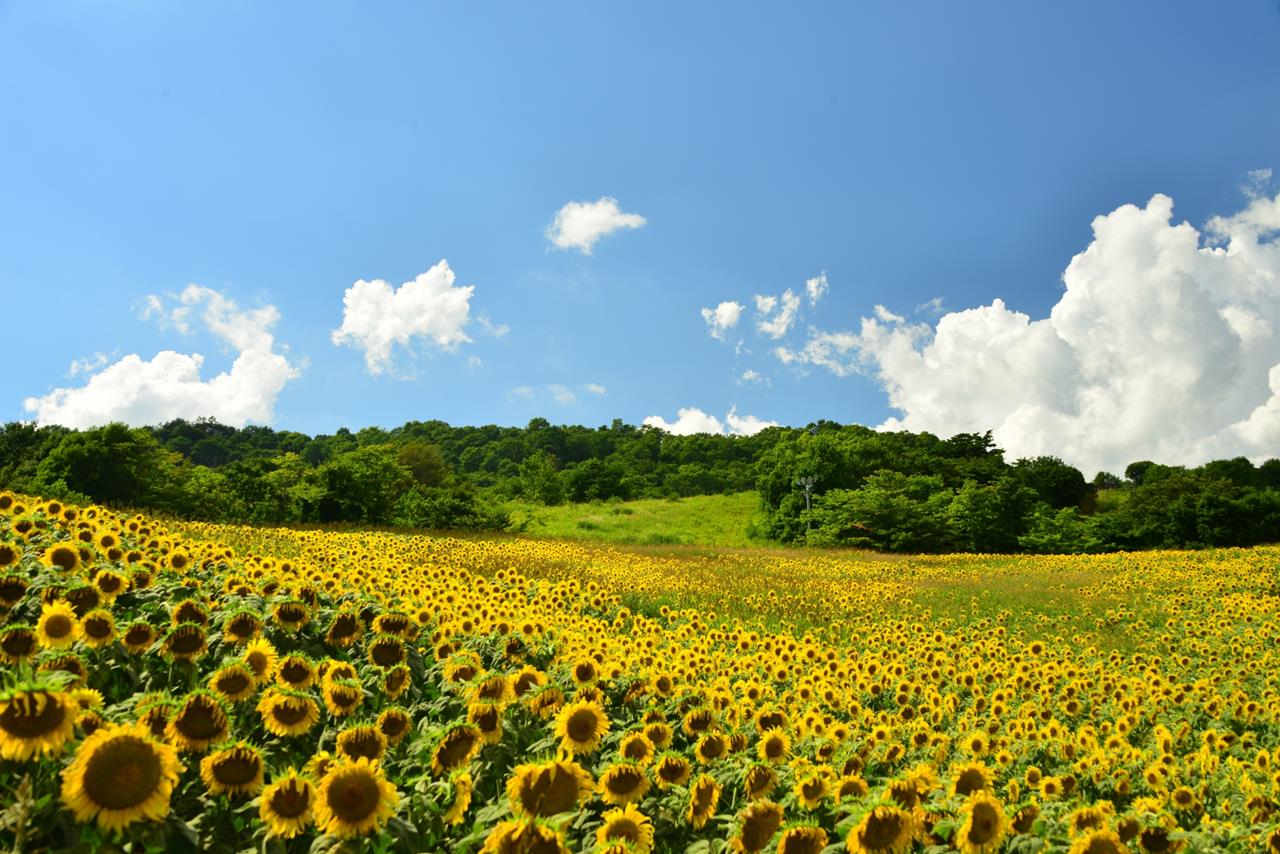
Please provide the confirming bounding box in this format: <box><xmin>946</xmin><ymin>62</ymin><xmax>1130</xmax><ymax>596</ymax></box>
<box><xmin>3</xmin><ymin>2</ymin><xmax>1278</xmax><ymax>434</ymax></box>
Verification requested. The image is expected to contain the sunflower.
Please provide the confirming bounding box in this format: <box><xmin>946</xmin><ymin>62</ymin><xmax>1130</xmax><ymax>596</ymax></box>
<box><xmin>65</xmin><ymin>584</ymin><xmax>101</xmax><ymax>617</ymax></box>
<box><xmin>956</xmin><ymin>792</ymin><xmax>1009</xmax><ymax>854</ymax></box>
<box><xmin>731</xmin><ymin>800</ymin><xmax>784</xmax><ymax>853</ymax></box>
<box><xmin>337</xmin><ymin>724</ymin><xmax>388</xmax><ymax>762</ymax></box>
<box><xmin>313</xmin><ymin>756</ymin><xmax>399</xmax><ymax>838</ymax></box>
<box><xmin>952</xmin><ymin>761</ymin><xmax>995</xmax><ymax>798</ymax></box>
<box><xmin>758</xmin><ymin>727</ymin><xmax>790</xmax><ymax>763</ymax></box>
<box><xmin>480</xmin><ymin>818</ymin><xmax>571</xmax><ymax>854</ymax></box>
<box><xmin>272</xmin><ymin>599</ymin><xmax>310</xmax><ymax>631</ymax></box>
<box><xmin>61</xmin><ymin>722</ymin><xmax>182</xmax><ymax>835</ymax></box>
<box><xmin>171</xmin><ymin>598</ymin><xmax>208</xmax><ymax>626</ymax></box>
<box><xmin>512</xmin><ymin>665</ymin><xmax>546</xmax><ymax>699</ymax></box>
<box><xmin>599</xmin><ymin>762</ymin><xmax>650</xmax><ymax>806</ymax></box>
<box><xmin>161</xmin><ymin>623</ymin><xmax>208</xmax><ymax>663</ymax></box>
<box><xmin>92</xmin><ymin>569</ymin><xmax>128</xmax><ymax>603</ymax></box>
<box><xmin>653</xmin><ymin>751</ymin><xmax>692</xmax><ymax>790</ymax></box>
<box><xmin>304</xmin><ymin>750</ymin><xmax>335</xmax><ymax>781</ymax></box>
<box><xmin>209</xmin><ymin>663</ymin><xmax>257</xmax><ymax>703</ymax></box>
<box><xmin>794</xmin><ymin>771</ymin><xmax>830</xmax><ymax>810</ymax></box>
<box><xmin>555</xmin><ymin>698</ymin><xmax>610</xmax><ymax>755</ymax></box>
<box><xmin>431</xmin><ymin>723</ymin><xmax>483</xmax><ymax>776</ymax></box>
<box><xmin>36</xmin><ymin>602</ymin><xmax>81</xmax><ymax>650</ymax></box>
<box><xmin>322</xmin><ymin>612</ymin><xmax>361</xmax><ymax>648</ymax></box>
<box><xmin>367</xmin><ymin>634</ymin><xmax>406</xmax><ymax>668</ymax></box>
<box><xmin>167</xmin><ymin>690</ymin><xmax>231</xmax><ymax>752</ymax></box>
<box><xmin>777</xmin><ymin>825</ymin><xmax>828</xmax><ymax>854</ymax></box>
<box><xmin>1069</xmin><ymin>805</ymin><xmax>1112</xmax><ymax>837</ymax></box>
<box><xmin>472</xmin><ymin>673</ymin><xmax>515</xmax><ymax>707</ymax></box>
<box><xmin>1068</xmin><ymin>829</ymin><xmax>1130</xmax><ymax>854</ymax></box>
<box><xmin>687</xmin><ymin>773</ymin><xmax>722</xmax><ymax>829</ymax></box>
<box><xmin>260</xmin><ymin>768</ymin><xmax>315</xmax><ymax>839</ymax></box>
<box><xmin>0</xmin><ymin>572</ymin><xmax>28</xmax><ymax>607</ymax></box>
<box><xmin>275</xmin><ymin>653</ymin><xmax>316</xmax><ymax>691</ymax></box>
<box><xmin>243</xmin><ymin>638</ymin><xmax>279</xmax><ymax>684</ymax></box>
<box><xmin>597</xmin><ymin>804</ymin><xmax>655</xmax><ymax>853</ymax></box>
<box><xmin>382</xmin><ymin>662</ymin><xmax>411</xmax><ymax>699</ymax></box>
<box><xmin>42</xmin><ymin>542</ymin><xmax>82</xmax><ymax>572</ymax></box>
<box><xmin>1011</xmin><ymin>803</ymin><xmax>1040</xmax><ymax>834</ymax></box>
<box><xmin>0</xmin><ymin>541</ymin><xmax>23</xmax><ymax>569</ymax></box>
<box><xmin>0</xmin><ymin>687</ymin><xmax>77</xmax><ymax>760</ymax></box>
<box><xmin>507</xmin><ymin>758</ymin><xmax>594</xmax><ymax>817</ymax></box>
<box><xmin>0</xmin><ymin>624</ymin><xmax>38</xmax><ymax>664</ymax></box>
<box><xmin>79</xmin><ymin>609</ymin><xmax>117</xmax><ymax>649</ymax></box>
<box><xmin>200</xmin><ymin>742</ymin><xmax>265</xmax><ymax>797</ymax></box>
<box><xmin>619</xmin><ymin>731</ymin><xmax>655</xmax><ymax>765</ymax></box>
<box><xmin>221</xmin><ymin>609</ymin><xmax>262</xmax><ymax>645</ymax></box>
<box><xmin>695</xmin><ymin>732</ymin><xmax>728</xmax><ymax>764</ymax></box>
<box><xmin>846</xmin><ymin>805</ymin><xmax>915</xmax><ymax>854</ymax></box>
<box><xmin>121</xmin><ymin>621</ymin><xmax>158</xmax><ymax>653</ymax></box>
<box><xmin>528</xmin><ymin>685</ymin><xmax>566</xmax><ymax>719</ymax></box>
<box><xmin>323</xmin><ymin>678</ymin><xmax>364</xmax><ymax>717</ymax></box>
<box><xmin>444</xmin><ymin>770</ymin><xmax>473</xmax><ymax>825</ymax></box>
<box><xmin>836</xmin><ymin>774</ymin><xmax>869</xmax><ymax>802</ymax></box>
<box><xmin>258</xmin><ymin>688</ymin><xmax>321</xmax><ymax>737</ymax></box>
<box><xmin>378</xmin><ymin>706</ymin><xmax>412</xmax><ymax>745</ymax></box>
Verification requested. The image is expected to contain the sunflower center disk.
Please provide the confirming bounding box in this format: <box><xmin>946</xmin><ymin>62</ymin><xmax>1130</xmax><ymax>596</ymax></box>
<box><xmin>82</xmin><ymin>737</ymin><xmax>163</xmax><ymax>811</ymax></box>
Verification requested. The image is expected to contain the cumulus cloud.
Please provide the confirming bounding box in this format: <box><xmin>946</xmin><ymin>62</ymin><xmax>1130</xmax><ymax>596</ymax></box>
<box><xmin>643</xmin><ymin>406</ymin><xmax>778</xmax><ymax>436</ymax></box>
<box><xmin>331</xmin><ymin>259</ymin><xmax>473</xmax><ymax>376</ymax></box>
<box><xmin>805</xmin><ymin>273</ymin><xmax>829</xmax><ymax>306</ymax></box>
<box><xmin>701</xmin><ymin>301</ymin><xmax>743</xmax><ymax>340</ymax></box>
<box><xmin>756</xmin><ymin>289</ymin><xmax>801</xmax><ymax>339</ymax></box>
<box><xmin>25</xmin><ymin>285</ymin><xmax>299</xmax><ymax>428</ymax></box>
<box><xmin>779</xmin><ymin>188</ymin><xmax>1280</xmax><ymax>476</ymax></box>
<box><xmin>545</xmin><ymin>197</ymin><xmax>646</xmax><ymax>254</ymax></box>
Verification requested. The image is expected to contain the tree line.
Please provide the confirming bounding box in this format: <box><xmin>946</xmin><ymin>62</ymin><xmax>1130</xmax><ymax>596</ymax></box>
<box><xmin>0</xmin><ymin>417</ymin><xmax>1277</xmax><ymax>552</ymax></box>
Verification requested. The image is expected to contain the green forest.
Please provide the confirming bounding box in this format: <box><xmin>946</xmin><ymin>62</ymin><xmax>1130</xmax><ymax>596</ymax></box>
<box><xmin>1</xmin><ymin>417</ymin><xmax>1277</xmax><ymax>553</ymax></box>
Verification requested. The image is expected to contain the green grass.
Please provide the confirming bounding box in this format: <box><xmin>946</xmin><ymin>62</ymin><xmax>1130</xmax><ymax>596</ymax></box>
<box><xmin>504</xmin><ymin>492</ymin><xmax>762</xmax><ymax>547</ymax></box>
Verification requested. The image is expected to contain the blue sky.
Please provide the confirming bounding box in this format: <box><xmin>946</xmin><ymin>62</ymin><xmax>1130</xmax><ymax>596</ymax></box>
<box><xmin>3</xmin><ymin>2</ymin><xmax>1280</xmax><ymax>472</ymax></box>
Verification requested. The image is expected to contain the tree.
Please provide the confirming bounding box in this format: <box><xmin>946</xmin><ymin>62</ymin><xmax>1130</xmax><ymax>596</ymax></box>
<box><xmin>518</xmin><ymin>451</ymin><xmax>563</xmax><ymax>505</ymax></box>
<box><xmin>1012</xmin><ymin>456</ymin><xmax>1088</xmax><ymax>509</ymax></box>
<box><xmin>35</xmin><ymin>423</ymin><xmax>168</xmax><ymax>506</ymax></box>
<box><xmin>397</xmin><ymin>442</ymin><xmax>451</xmax><ymax>488</ymax></box>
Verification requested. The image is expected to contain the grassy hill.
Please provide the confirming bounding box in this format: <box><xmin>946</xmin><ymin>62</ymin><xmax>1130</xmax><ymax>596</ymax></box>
<box><xmin>504</xmin><ymin>491</ymin><xmax>761</xmax><ymax>547</ymax></box>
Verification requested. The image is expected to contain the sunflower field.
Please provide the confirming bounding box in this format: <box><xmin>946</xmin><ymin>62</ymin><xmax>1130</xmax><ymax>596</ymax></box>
<box><xmin>2</xmin><ymin>492</ymin><xmax>1280</xmax><ymax>853</ymax></box>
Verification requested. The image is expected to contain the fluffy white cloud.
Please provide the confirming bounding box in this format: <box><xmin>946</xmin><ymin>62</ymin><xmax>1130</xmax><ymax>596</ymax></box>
<box><xmin>756</xmin><ymin>288</ymin><xmax>801</xmax><ymax>339</ymax></box>
<box><xmin>781</xmin><ymin>189</ymin><xmax>1280</xmax><ymax>476</ymax></box>
<box><xmin>331</xmin><ymin>259</ymin><xmax>473</xmax><ymax>376</ymax></box>
<box><xmin>547</xmin><ymin>384</ymin><xmax>577</xmax><ymax>405</ymax></box>
<box><xmin>585</xmin><ymin>383</ymin><xmax>607</xmax><ymax>395</ymax></box>
<box><xmin>738</xmin><ymin>369</ymin><xmax>768</xmax><ymax>387</ymax></box>
<box><xmin>545</xmin><ymin>197</ymin><xmax>646</xmax><ymax>254</ymax></box>
<box><xmin>701</xmin><ymin>301</ymin><xmax>743</xmax><ymax>340</ymax></box>
<box><xmin>805</xmin><ymin>273</ymin><xmax>829</xmax><ymax>306</ymax></box>
<box><xmin>25</xmin><ymin>285</ymin><xmax>298</xmax><ymax>428</ymax></box>
<box><xmin>643</xmin><ymin>406</ymin><xmax>778</xmax><ymax>436</ymax></box>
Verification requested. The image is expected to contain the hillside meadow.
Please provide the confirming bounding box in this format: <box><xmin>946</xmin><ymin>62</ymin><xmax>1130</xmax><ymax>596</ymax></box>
<box><xmin>1</xmin><ymin>491</ymin><xmax>1279</xmax><ymax>852</ymax></box>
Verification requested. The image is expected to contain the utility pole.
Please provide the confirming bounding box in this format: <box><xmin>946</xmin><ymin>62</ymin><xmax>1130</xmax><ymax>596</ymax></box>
<box><xmin>795</xmin><ymin>475</ymin><xmax>816</xmax><ymax>531</ymax></box>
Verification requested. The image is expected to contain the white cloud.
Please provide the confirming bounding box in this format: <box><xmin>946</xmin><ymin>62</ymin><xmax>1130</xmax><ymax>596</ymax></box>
<box><xmin>585</xmin><ymin>383</ymin><xmax>607</xmax><ymax>395</ymax></box>
<box><xmin>66</xmin><ymin>353</ymin><xmax>110</xmax><ymax>378</ymax></box>
<box><xmin>508</xmin><ymin>386</ymin><xmax>536</xmax><ymax>401</ymax></box>
<box><xmin>25</xmin><ymin>285</ymin><xmax>299</xmax><ymax>428</ymax></box>
<box><xmin>701</xmin><ymin>301</ymin><xmax>744</xmax><ymax>341</ymax></box>
<box><xmin>476</xmin><ymin>315</ymin><xmax>509</xmax><ymax>337</ymax></box>
<box><xmin>738</xmin><ymin>369</ymin><xmax>768</xmax><ymax>387</ymax></box>
<box><xmin>756</xmin><ymin>288</ymin><xmax>801</xmax><ymax>339</ymax></box>
<box><xmin>783</xmin><ymin>188</ymin><xmax>1280</xmax><ymax>476</ymax></box>
<box><xmin>1242</xmin><ymin>168</ymin><xmax>1273</xmax><ymax>199</ymax></box>
<box><xmin>466</xmin><ymin>355</ymin><xmax>483</xmax><ymax>369</ymax></box>
<box><xmin>725</xmin><ymin>406</ymin><xmax>779</xmax><ymax>436</ymax></box>
<box><xmin>547</xmin><ymin>384</ymin><xmax>577</xmax><ymax>405</ymax></box>
<box><xmin>805</xmin><ymin>273</ymin><xmax>829</xmax><ymax>306</ymax></box>
<box><xmin>545</xmin><ymin>197</ymin><xmax>646</xmax><ymax>254</ymax></box>
<box><xmin>331</xmin><ymin>259</ymin><xmax>473</xmax><ymax>376</ymax></box>
<box><xmin>643</xmin><ymin>406</ymin><xmax>778</xmax><ymax>436</ymax></box>
<box><xmin>915</xmin><ymin>296</ymin><xmax>946</xmax><ymax>315</ymax></box>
